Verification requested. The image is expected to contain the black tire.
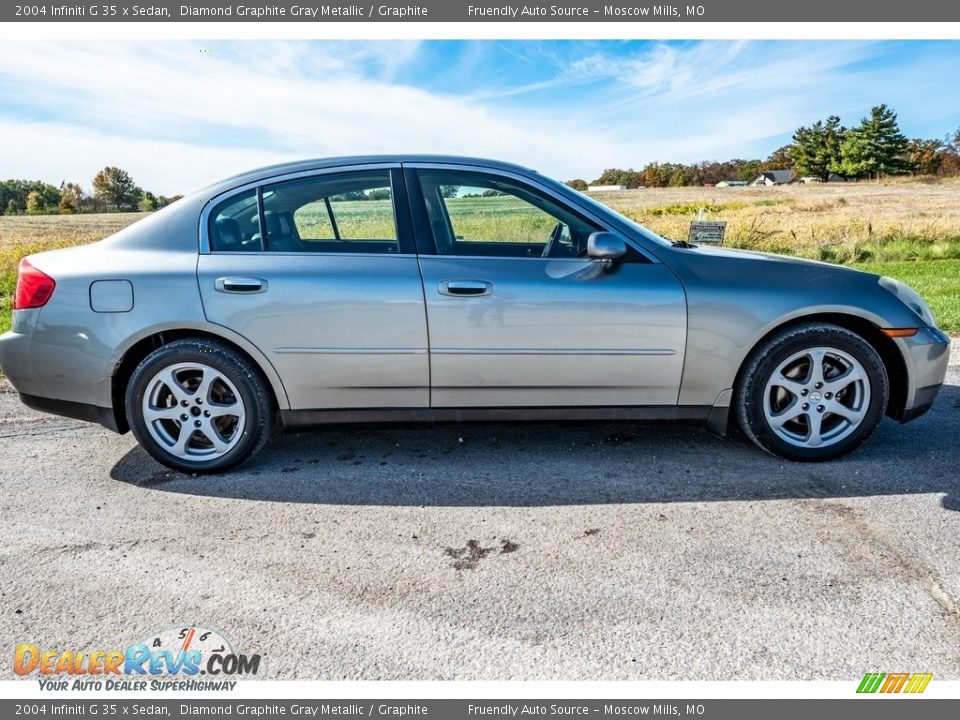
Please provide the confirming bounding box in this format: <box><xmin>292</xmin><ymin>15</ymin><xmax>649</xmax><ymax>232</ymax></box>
<box><xmin>125</xmin><ymin>338</ymin><xmax>274</xmax><ymax>473</ymax></box>
<box><xmin>735</xmin><ymin>323</ymin><xmax>889</xmax><ymax>462</ymax></box>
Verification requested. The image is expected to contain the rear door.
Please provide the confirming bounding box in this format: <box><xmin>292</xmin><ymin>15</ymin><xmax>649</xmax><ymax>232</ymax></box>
<box><xmin>407</xmin><ymin>165</ymin><xmax>687</xmax><ymax>408</ymax></box>
<box><xmin>197</xmin><ymin>166</ymin><xmax>429</xmax><ymax>410</ymax></box>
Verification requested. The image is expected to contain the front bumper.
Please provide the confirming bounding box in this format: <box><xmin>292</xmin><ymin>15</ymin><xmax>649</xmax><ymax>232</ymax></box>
<box><xmin>895</xmin><ymin>326</ymin><xmax>951</xmax><ymax>423</ymax></box>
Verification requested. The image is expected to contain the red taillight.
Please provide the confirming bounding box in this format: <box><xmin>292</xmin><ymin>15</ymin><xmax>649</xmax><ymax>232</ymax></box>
<box><xmin>13</xmin><ymin>259</ymin><xmax>56</xmax><ymax>310</ymax></box>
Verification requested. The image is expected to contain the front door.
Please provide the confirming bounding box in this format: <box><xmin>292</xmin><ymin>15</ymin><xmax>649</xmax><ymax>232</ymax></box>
<box><xmin>198</xmin><ymin>167</ymin><xmax>429</xmax><ymax>410</ymax></box>
<box><xmin>409</xmin><ymin>167</ymin><xmax>687</xmax><ymax>408</ymax></box>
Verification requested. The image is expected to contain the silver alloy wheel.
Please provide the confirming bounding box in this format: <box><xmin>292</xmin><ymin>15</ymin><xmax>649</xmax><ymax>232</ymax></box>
<box><xmin>141</xmin><ymin>362</ymin><xmax>246</xmax><ymax>461</ymax></box>
<box><xmin>762</xmin><ymin>346</ymin><xmax>871</xmax><ymax>449</ymax></box>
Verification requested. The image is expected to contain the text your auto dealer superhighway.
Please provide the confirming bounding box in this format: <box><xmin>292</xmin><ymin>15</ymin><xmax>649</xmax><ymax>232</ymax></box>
<box><xmin>180</xmin><ymin>4</ymin><xmax>428</xmax><ymax>17</ymax></box>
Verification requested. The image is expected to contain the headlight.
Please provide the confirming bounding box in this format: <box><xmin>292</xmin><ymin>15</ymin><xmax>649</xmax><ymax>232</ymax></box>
<box><xmin>878</xmin><ymin>276</ymin><xmax>937</xmax><ymax>327</ymax></box>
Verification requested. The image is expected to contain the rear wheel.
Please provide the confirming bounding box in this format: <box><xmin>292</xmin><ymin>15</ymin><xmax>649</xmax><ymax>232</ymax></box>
<box><xmin>736</xmin><ymin>323</ymin><xmax>889</xmax><ymax>461</ymax></box>
<box><xmin>126</xmin><ymin>339</ymin><xmax>273</xmax><ymax>473</ymax></box>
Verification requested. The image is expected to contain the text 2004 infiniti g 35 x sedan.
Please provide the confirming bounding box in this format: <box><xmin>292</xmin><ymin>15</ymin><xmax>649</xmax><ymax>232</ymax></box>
<box><xmin>0</xmin><ymin>156</ymin><xmax>950</xmax><ymax>472</ymax></box>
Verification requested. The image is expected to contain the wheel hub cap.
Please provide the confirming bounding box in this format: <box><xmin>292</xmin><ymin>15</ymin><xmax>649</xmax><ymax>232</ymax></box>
<box><xmin>142</xmin><ymin>362</ymin><xmax>246</xmax><ymax>461</ymax></box>
<box><xmin>762</xmin><ymin>346</ymin><xmax>870</xmax><ymax>449</ymax></box>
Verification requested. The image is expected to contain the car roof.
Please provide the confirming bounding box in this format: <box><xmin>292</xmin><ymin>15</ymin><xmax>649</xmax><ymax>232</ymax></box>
<box><xmin>203</xmin><ymin>155</ymin><xmax>541</xmax><ymax>196</ymax></box>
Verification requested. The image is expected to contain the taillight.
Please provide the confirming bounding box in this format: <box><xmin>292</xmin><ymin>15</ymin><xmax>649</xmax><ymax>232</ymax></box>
<box><xmin>13</xmin><ymin>259</ymin><xmax>56</xmax><ymax>310</ymax></box>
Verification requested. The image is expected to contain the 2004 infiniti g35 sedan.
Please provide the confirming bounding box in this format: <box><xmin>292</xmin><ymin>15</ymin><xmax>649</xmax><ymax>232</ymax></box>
<box><xmin>0</xmin><ymin>156</ymin><xmax>950</xmax><ymax>472</ymax></box>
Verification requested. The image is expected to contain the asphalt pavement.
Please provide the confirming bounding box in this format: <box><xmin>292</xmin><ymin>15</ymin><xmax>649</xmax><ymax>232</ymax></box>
<box><xmin>1</xmin><ymin>344</ymin><xmax>958</xmax><ymax>680</ymax></box>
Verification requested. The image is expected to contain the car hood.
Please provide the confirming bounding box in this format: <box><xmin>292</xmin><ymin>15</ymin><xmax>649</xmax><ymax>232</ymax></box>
<box><xmin>661</xmin><ymin>241</ymin><xmax>891</xmax><ymax>301</ymax></box>
<box><xmin>659</xmin><ymin>242</ymin><xmax>927</xmax><ymax>334</ymax></box>
<box><xmin>679</xmin><ymin>243</ymin><xmax>869</xmax><ymax>274</ymax></box>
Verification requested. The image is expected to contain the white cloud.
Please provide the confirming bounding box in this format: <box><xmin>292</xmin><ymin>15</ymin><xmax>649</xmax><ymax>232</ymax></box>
<box><xmin>0</xmin><ymin>40</ymin><xmax>957</xmax><ymax>192</ymax></box>
<box><xmin>0</xmin><ymin>120</ymin><xmax>287</xmax><ymax>196</ymax></box>
<box><xmin>0</xmin><ymin>41</ymin><xmax>622</xmax><ymax>192</ymax></box>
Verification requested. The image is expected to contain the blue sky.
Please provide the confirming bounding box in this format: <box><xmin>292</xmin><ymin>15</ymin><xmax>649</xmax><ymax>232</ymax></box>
<box><xmin>0</xmin><ymin>40</ymin><xmax>959</xmax><ymax>194</ymax></box>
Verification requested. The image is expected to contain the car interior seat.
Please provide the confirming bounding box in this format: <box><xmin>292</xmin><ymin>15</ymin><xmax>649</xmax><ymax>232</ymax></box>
<box><xmin>213</xmin><ymin>217</ymin><xmax>246</xmax><ymax>251</ymax></box>
<box><xmin>250</xmin><ymin>210</ymin><xmax>304</xmax><ymax>252</ymax></box>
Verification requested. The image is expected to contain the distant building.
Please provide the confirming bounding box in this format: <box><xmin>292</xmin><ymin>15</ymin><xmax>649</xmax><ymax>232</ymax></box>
<box><xmin>748</xmin><ymin>170</ymin><xmax>796</xmax><ymax>186</ymax></box>
<box><xmin>799</xmin><ymin>174</ymin><xmax>847</xmax><ymax>184</ymax></box>
<box><xmin>587</xmin><ymin>184</ymin><xmax>628</xmax><ymax>192</ymax></box>
<box><xmin>715</xmin><ymin>179</ymin><xmax>747</xmax><ymax>188</ymax></box>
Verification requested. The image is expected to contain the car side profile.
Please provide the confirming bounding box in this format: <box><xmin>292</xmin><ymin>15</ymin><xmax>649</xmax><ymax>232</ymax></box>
<box><xmin>0</xmin><ymin>156</ymin><xmax>950</xmax><ymax>472</ymax></box>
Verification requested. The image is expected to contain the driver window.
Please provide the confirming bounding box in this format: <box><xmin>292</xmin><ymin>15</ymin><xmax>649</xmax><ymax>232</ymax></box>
<box><xmin>416</xmin><ymin>170</ymin><xmax>600</xmax><ymax>258</ymax></box>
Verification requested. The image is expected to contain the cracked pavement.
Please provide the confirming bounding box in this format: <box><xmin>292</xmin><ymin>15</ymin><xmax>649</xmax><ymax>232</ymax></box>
<box><xmin>1</xmin><ymin>342</ymin><xmax>958</xmax><ymax>680</ymax></box>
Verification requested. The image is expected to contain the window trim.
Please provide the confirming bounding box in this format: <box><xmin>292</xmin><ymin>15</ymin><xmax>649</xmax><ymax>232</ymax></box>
<box><xmin>200</xmin><ymin>163</ymin><xmax>414</xmax><ymax>256</ymax></box>
<box><xmin>255</xmin><ymin>186</ymin><xmax>268</xmax><ymax>252</ymax></box>
<box><xmin>402</xmin><ymin>162</ymin><xmax>658</xmax><ymax>263</ymax></box>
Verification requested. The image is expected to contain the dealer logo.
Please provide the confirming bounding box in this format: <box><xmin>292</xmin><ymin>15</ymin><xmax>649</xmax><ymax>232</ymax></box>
<box><xmin>14</xmin><ymin>624</ymin><xmax>261</xmax><ymax>690</ymax></box>
<box><xmin>857</xmin><ymin>672</ymin><xmax>932</xmax><ymax>694</ymax></box>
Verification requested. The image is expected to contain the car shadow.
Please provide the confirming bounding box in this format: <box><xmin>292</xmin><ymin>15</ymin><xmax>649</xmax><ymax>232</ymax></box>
<box><xmin>110</xmin><ymin>383</ymin><xmax>960</xmax><ymax>510</ymax></box>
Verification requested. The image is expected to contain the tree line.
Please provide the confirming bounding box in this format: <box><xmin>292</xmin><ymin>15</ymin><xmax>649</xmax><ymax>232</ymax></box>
<box><xmin>566</xmin><ymin>105</ymin><xmax>960</xmax><ymax>189</ymax></box>
<box><xmin>0</xmin><ymin>166</ymin><xmax>181</xmax><ymax>216</ymax></box>
<box><xmin>3</xmin><ymin>106</ymin><xmax>958</xmax><ymax>213</ymax></box>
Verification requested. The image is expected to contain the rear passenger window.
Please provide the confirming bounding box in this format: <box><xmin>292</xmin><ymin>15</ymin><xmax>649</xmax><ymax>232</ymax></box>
<box><xmin>209</xmin><ymin>171</ymin><xmax>401</xmax><ymax>254</ymax></box>
<box><xmin>261</xmin><ymin>171</ymin><xmax>399</xmax><ymax>254</ymax></box>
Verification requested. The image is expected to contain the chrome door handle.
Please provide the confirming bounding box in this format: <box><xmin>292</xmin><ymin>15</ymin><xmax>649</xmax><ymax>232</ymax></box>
<box><xmin>439</xmin><ymin>280</ymin><xmax>493</xmax><ymax>297</ymax></box>
<box><xmin>215</xmin><ymin>277</ymin><xmax>268</xmax><ymax>294</ymax></box>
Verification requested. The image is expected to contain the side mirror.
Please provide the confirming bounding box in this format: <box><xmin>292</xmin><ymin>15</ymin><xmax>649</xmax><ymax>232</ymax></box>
<box><xmin>587</xmin><ymin>232</ymin><xmax>628</xmax><ymax>261</ymax></box>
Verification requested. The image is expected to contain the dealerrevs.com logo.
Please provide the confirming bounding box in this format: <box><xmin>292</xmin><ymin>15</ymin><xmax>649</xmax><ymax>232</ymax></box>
<box><xmin>857</xmin><ymin>672</ymin><xmax>933</xmax><ymax>694</ymax></box>
<box><xmin>14</xmin><ymin>625</ymin><xmax>261</xmax><ymax>691</ymax></box>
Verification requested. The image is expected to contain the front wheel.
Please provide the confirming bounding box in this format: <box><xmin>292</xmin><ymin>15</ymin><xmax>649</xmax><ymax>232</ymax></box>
<box><xmin>126</xmin><ymin>339</ymin><xmax>274</xmax><ymax>473</ymax></box>
<box><xmin>736</xmin><ymin>323</ymin><xmax>889</xmax><ymax>461</ymax></box>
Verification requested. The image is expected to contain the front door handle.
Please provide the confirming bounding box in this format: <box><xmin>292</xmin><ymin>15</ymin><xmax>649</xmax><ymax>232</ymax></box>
<box><xmin>439</xmin><ymin>280</ymin><xmax>493</xmax><ymax>297</ymax></box>
<box><xmin>215</xmin><ymin>277</ymin><xmax>268</xmax><ymax>294</ymax></box>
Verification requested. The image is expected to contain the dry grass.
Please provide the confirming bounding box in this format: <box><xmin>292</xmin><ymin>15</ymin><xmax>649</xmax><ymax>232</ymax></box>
<box><xmin>0</xmin><ymin>213</ymin><xmax>149</xmax><ymax>334</ymax></box>
<box><xmin>592</xmin><ymin>176</ymin><xmax>960</xmax><ymax>262</ymax></box>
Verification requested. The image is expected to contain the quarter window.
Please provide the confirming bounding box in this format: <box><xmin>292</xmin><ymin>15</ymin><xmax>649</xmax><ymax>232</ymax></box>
<box><xmin>209</xmin><ymin>190</ymin><xmax>259</xmax><ymax>252</ymax></box>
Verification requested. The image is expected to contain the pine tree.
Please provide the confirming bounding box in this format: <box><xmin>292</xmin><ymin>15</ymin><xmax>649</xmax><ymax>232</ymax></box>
<box><xmin>833</xmin><ymin>105</ymin><xmax>910</xmax><ymax>179</ymax></box>
<box><xmin>790</xmin><ymin>116</ymin><xmax>844</xmax><ymax>181</ymax></box>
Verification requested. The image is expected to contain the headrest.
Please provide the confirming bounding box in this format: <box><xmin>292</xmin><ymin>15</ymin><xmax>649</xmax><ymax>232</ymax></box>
<box><xmin>263</xmin><ymin>210</ymin><xmax>295</xmax><ymax>237</ymax></box>
<box><xmin>214</xmin><ymin>217</ymin><xmax>242</xmax><ymax>250</ymax></box>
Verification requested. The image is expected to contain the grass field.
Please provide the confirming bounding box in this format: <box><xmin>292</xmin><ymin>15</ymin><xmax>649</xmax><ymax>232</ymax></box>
<box><xmin>2</xmin><ymin>179</ymin><xmax>958</xmax><ymax>335</ymax></box>
<box><xmin>598</xmin><ymin>178</ymin><xmax>960</xmax><ymax>262</ymax></box>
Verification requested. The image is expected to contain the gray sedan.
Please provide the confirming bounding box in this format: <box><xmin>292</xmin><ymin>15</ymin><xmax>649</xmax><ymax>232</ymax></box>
<box><xmin>0</xmin><ymin>156</ymin><xmax>950</xmax><ymax>472</ymax></box>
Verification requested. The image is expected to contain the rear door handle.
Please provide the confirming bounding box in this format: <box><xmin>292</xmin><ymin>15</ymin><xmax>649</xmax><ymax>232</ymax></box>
<box><xmin>439</xmin><ymin>280</ymin><xmax>493</xmax><ymax>297</ymax></box>
<box><xmin>215</xmin><ymin>277</ymin><xmax>268</xmax><ymax>294</ymax></box>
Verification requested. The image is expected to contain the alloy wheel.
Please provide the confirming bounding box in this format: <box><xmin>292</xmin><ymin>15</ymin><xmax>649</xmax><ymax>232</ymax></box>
<box><xmin>141</xmin><ymin>362</ymin><xmax>246</xmax><ymax>461</ymax></box>
<box><xmin>762</xmin><ymin>346</ymin><xmax>871</xmax><ymax>449</ymax></box>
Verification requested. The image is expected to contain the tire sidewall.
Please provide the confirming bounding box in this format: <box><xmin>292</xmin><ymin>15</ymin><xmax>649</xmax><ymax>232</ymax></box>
<box><xmin>738</xmin><ymin>325</ymin><xmax>889</xmax><ymax>461</ymax></box>
<box><xmin>126</xmin><ymin>341</ymin><xmax>268</xmax><ymax>473</ymax></box>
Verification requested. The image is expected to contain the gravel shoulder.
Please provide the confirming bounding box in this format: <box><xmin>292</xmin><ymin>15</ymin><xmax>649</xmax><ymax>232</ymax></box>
<box><xmin>0</xmin><ymin>344</ymin><xmax>958</xmax><ymax>681</ymax></box>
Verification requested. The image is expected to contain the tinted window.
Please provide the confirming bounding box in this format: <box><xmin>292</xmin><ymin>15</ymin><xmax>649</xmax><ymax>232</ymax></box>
<box><xmin>416</xmin><ymin>170</ymin><xmax>601</xmax><ymax>258</ymax></box>
<box><xmin>261</xmin><ymin>170</ymin><xmax>399</xmax><ymax>253</ymax></box>
<box><xmin>209</xmin><ymin>171</ymin><xmax>401</xmax><ymax>254</ymax></box>
<box><xmin>209</xmin><ymin>190</ymin><xmax>259</xmax><ymax>252</ymax></box>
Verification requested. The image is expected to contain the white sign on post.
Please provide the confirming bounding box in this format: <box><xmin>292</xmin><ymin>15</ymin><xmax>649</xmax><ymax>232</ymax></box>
<box><xmin>688</xmin><ymin>220</ymin><xmax>726</xmax><ymax>245</ymax></box>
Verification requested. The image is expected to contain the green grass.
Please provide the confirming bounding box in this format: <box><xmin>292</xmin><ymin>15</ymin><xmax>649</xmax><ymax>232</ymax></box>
<box><xmin>646</xmin><ymin>201</ymin><xmax>745</xmax><ymax>216</ymax></box>
<box><xmin>0</xmin><ymin>269</ymin><xmax>13</xmax><ymax>335</ymax></box>
<box><xmin>852</xmin><ymin>259</ymin><xmax>960</xmax><ymax>332</ymax></box>
<box><xmin>295</xmin><ymin>199</ymin><xmax>396</xmax><ymax>240</ymax></box>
